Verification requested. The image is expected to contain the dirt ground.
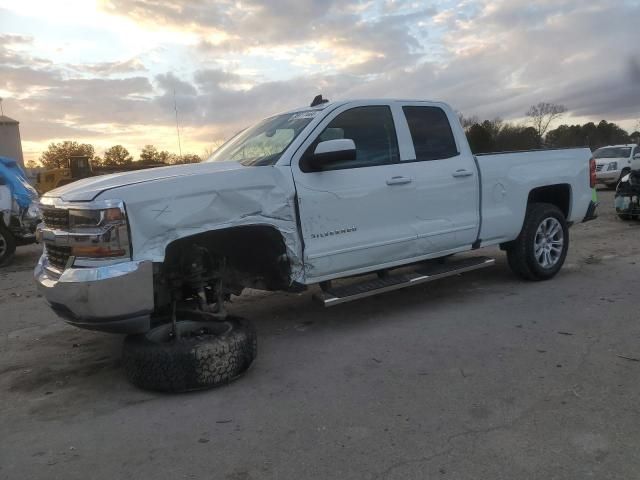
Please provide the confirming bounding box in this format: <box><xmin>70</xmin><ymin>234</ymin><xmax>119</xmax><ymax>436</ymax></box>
<box><xmin>1</xmin><ymin>189</ymin><xmax>640</xmax><ymax>480</ymax></box>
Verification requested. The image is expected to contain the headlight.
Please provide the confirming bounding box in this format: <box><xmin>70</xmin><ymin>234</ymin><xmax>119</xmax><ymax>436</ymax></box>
<box><xmin>68</xmin><ymin>202</ymin><xmax>131</xmax><ymax>263</ymax></box>
<box><xmin>607</xmin><ymin>161</ymin><xmax>618</xmax><ymax>171</ymax></box>
<box><xmin>68</xmin><ymin>207</ymin><xmax>123</xmax><ymax>228</ymax></box>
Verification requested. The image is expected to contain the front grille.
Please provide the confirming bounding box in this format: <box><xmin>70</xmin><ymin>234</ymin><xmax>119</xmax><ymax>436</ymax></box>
<box><xmin>595</xmin><ymin>164</ymin><xmax>604</xmax><ymax>172</ymax></box>
<box><xmin>42</xmin><ymin>208</ymin><xmax>69</xmax><ymax>230</ymax></box>
<box><xmin>46</xmin><ymin>244</ymin><xmax>72</xmax><ymax>270</ymax></box>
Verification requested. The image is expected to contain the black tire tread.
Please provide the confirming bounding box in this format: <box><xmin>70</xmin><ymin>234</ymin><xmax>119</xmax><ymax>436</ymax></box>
<box><xmin>122</xmin><ymin>316</ymin><xmax>257</xmax><ymax>392</ymax></box>
<box><xmin>506</xmin><ymin>203</ymin><xmax>568</xmax><ymax>281</ymax></box>
<box><xmin>0</xmin><ymin>223</ymin><xmax>17</xmax><ymax>267</ymax></box>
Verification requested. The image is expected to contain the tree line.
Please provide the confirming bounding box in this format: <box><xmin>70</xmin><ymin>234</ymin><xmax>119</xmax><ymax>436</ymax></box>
<box><xmin>33</xmin><ymin>142</ymin><xmax>205</xmax><ymax>170</ymax></box>
<box><xmin>462</xmin><ymin>102</ymin><xmax>640</xmax><ymax>154</ymax></box>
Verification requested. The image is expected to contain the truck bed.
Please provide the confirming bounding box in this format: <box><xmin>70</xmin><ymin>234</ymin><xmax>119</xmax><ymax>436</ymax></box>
<box><xmin>476</xmin><ymin>147</ymin><xmax>593</xmax><ymax>246</ymax></box>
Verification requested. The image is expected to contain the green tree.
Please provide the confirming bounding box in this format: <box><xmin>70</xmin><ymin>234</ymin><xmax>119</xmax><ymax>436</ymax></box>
<box><xmin>39</xmin><ymin>141</ymin><xmax>95</xmax><ymax>169</ymax></box>
<box><xmin>171</xmin><ymin>153</ymin><xmax>202</xmax><ymax>165</ymax></box>
<box><xmin>495</xmin><ymin>125</ymin><xmax>539</xmax><ymax>151</ymax></box>
<box><xmin>25</xmin><ymin>159</ymin><xmax>38</xmax><ymax>169</ymax></box>
<box><xmin>546</xmin><ymin>120</ymin><xmax>630</xmax><ymax>150</ymax></box>
<box><xmin>103</xmin><ymin>145</ymin><xmax>133</xmax><ymax>166</ymax></box>
<box><xmin>139</xmin><ymin>144</ymin><xmax>159</xmax><ymax>164</ymax></box>
<box><xmin>156</xmin><ymin>150</ymin><xmax>173</xmax><ymax>164</ymax></box>
<box><xmin>466</xmin><ymin>124</ymin><xmax>495</xmax><ymax>153</ymax></box>
<box><xmin>139</xmin><ymin>145</ymin><xmax>172</xmax><ymax>165</ymax></box>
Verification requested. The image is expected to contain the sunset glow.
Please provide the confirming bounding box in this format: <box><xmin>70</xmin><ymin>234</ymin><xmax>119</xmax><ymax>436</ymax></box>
<box><xmin>1</xmin><ymin>0</ymin><xmax>638</xmax><ymax>163</ymax></box>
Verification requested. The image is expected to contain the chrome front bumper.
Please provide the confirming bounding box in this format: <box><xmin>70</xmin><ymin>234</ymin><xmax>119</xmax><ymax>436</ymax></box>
<box><xmin>34</xmin><ymin>255</ymin><xmax>154</xmax><ymax>334</ymax></box>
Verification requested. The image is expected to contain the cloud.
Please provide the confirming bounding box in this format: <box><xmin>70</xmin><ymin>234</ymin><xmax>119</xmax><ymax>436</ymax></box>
<box><xmin>100</xmin><ymin>0</ymin><xmax>431</xmax><ymax>72</ymax></box>
<box><xmin>2</xmin><ymin>0</ymin><xmax>640</xmax><ymax>163</ymax></box>
<box><xmin>0</xmin><ymin>33</ymin><xmax>33</xmax><ymax>45</ymax></box>
<box><xmin>68</xmin><ymin>58</ymin><xmax>148</xmax><ymax>75</ymax></box>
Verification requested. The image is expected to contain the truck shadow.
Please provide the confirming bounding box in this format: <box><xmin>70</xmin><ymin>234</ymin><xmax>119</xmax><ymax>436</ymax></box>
<box><xmin>231</xmin><ymin>252</ymin><xmax>523</xmax><ymax>338</ymax></box>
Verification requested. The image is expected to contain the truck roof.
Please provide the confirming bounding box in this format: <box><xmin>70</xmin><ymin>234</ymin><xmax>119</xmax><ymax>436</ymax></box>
<box><xmin>283</xmin><ymin>98</ymin><xmax>446</xmax><ymax>115</ymax></box>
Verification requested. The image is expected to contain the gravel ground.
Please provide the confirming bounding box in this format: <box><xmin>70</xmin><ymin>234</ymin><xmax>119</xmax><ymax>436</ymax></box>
<box><xmin>1</xmin><ymin>189</ymin><xmax>640</xmax><ymax>480</ymax></box>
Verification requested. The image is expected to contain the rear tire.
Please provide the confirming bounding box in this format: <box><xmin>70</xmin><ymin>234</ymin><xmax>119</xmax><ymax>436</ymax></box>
<box><xmin>0</xmin><ymin>223</ymin><xmax>16</xmax><ymax>267</ymax></box>
<box><xmin>506</xmin><ymin>203</ymin><xmax>569</xmax><ymax>281</ymax></box>
<box><xmin>122</xmin><ymin>314</ymin><xmax>257</xmax><ymax>392</ymax></box>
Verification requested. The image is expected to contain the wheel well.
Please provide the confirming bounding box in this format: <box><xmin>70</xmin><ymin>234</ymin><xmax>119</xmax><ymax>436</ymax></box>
<box><xmin>163</xmin><ymin>225</ymin><xmax>291</xmax><ymax>290</ymax></box>
<box><xmin>527</xmin><ymin>184</ymin><xmax>571</xmax><ymax>218</ymax></box>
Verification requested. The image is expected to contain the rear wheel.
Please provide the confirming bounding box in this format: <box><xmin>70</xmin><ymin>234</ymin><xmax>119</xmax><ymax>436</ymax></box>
<box><xmin>506</xmin><ymin>203</ymin><xmax>569</xmax><ymax>281</ymax></box>
<box><xmin>0</xmin><ymin>223</ymin><xmax>16</xmax><ymax>266</ymax></box>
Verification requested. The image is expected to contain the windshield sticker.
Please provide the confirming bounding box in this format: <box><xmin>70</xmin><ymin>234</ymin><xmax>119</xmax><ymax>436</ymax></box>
<box><xmin>288</xmin><ymin>111</ymin><xmax>319</xmax><ymax>121</ymax></box>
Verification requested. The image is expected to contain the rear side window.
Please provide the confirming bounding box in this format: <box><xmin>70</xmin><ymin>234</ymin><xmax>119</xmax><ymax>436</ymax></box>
<box><xmin>402</xmin><ymin>106</ymin><xmax>458</xmax><ymax>161</ymax></box>
<box><xmin>302</xmin><ymin>106</ymin><xmax>399</xmax><ymax>171</ymax></box>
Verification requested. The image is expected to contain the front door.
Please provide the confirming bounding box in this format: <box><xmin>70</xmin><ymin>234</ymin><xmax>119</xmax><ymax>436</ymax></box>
<box><xmin>291</xmin><ymin>103</ymin><xmax>419</xmax><ymax>282</ymax></box>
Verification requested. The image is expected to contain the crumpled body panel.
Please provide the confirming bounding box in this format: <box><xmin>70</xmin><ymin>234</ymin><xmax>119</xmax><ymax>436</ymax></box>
<box><xmin>93</xmin><ymin>162</ymin><xmax>305</xmax><ymax>283</ymax></box>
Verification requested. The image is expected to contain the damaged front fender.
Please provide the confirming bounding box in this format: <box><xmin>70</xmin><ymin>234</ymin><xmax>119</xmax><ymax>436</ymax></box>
<box><xmin>94</xmin><ymin>162</ymin><xmax>305</xmax><ymax>283</ymax></box>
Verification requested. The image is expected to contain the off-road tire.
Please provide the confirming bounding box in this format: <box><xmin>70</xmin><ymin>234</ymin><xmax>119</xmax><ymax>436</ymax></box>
<box><xmin>122</xmin><ymin>315</ymin><xmax>257</xmax><ymax>392</ymax></box>
<box><xmin>506</xmin><ymin>203</ymin><xmax>569</xmax><ymax>281</ymax></box>
<box><xmin>0</xmin><ymin>223</ymin><xmax>16</xmax><ymax>267</ymax></box>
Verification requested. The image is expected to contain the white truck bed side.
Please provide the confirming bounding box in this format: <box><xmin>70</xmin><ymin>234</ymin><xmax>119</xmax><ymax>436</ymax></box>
<box><xmin>477</xmin><ymin>148</ymin><xmax>593</xmax><ymax>245</ymax></box>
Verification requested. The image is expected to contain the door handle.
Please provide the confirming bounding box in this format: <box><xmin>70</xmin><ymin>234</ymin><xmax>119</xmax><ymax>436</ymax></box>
<box><xmin>386</xmin><ymin>176</ymin><xmax>412</xmax><ymax>186</ymax></box>
<box><xmin>452</xmin><ymin>169</ymin><xmax>474</xmax><ymax>178</ymax></box>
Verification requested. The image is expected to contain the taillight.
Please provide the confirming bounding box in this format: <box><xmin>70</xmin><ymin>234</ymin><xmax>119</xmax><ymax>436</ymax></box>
<box><xmin>589</xmin><ymin>157</ymin><xmax>596</xmax><ymax>188</ymax></box>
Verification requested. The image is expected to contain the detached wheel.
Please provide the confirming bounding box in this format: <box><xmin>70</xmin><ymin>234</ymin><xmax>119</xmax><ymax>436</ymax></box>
<box><xmin>122</xmin><ymin>315</ymin><xmax>257</xmax><ymax>392</ymax></box>
<box><xmin>506</xmin><ymin>203</ymin><xmax>569</xmax><ymax>281</ymax></box>
<box><xmin>0</xmin><ymin>223</ymin><xmax>16</xmax><ymax>267</ymax></box>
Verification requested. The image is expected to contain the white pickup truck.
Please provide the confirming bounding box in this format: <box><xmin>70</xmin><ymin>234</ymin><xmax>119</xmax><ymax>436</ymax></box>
<box><xmin>35</xmin><ymin>98</ymin><xmax>598</xmax><ymax>391</ymax></box>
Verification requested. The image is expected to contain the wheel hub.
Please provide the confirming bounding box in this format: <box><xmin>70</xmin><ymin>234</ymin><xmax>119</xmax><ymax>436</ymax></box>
<box><xmin>534</xmin><ymin>217</ymin><xmax>563</xmax><ymax>268</ymax></box>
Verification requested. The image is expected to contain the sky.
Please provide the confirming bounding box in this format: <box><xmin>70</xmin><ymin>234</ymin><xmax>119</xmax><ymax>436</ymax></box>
<box><xmin>1</xmin><ymin>0</ymin><xmax>639</xmax><ymax>164</ymax></box>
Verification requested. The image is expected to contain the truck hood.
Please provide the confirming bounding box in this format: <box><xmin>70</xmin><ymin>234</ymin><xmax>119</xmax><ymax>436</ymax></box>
<box><xmin>44</xmin><ymin>161</ymin><xmax>247</xmax><ymax>202</ymax></box>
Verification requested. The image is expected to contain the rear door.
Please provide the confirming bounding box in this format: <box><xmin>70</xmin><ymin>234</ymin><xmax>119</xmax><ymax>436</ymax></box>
<box><xmin>391</xmin><ymin>102</ymin><xmax>480</xmax><ymax>252</ymax></box>
<box><xmin>290</xmin><ymin>102</ymin><xmax>419</xmax><ymax>281</ymax></box>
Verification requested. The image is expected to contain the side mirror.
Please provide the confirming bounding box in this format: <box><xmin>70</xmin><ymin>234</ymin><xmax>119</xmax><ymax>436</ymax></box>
<box><xmin>308</xmin><ymin>139</ymin><xmax>356</xmax><ymax>170</ymax></box>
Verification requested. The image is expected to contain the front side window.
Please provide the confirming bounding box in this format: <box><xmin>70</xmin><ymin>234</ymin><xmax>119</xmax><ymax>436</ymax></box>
<box><xmin>403</xmin><ymin>106</ymin><xmax>458</xmax><ymax>161</ymax></box>
<box><xmin>207</xmin><ymin>111</ymin><xmax>318</xmax><ymax>166</ymax></box>
<box><xmin>303</xmin><ymin>106</ymin><xmax>399</xmax><ymax>171</ymax></box>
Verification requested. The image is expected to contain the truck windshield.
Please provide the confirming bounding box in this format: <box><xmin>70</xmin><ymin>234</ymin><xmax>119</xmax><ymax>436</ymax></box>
<box><xmin>593</xmin><ymin>147</ymin><xmax>631</xmax><ymax>159</ymax></box>
<box><xmin>206</xmin><ymin>111</ymin><xmax>318</xmax><ymax>166</ymax></box>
